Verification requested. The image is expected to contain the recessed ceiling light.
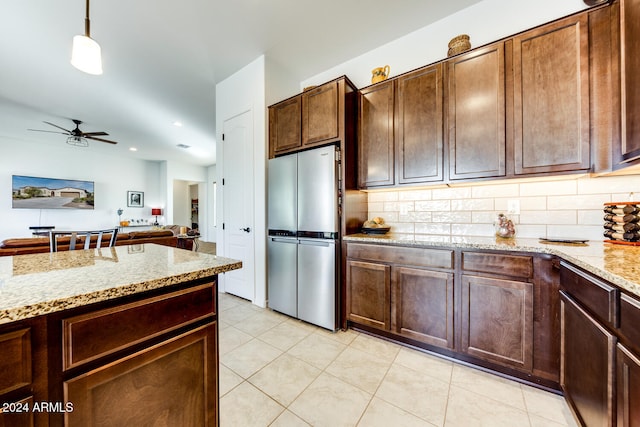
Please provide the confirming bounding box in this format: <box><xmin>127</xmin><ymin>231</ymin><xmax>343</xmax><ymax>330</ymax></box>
<box><xmin>173</xmin><ymin>121</ymin><xmax>183</xmax><ymax>127</ymax></box>
<box><xmin>129</xmin><ymin>147</ymin><xmax>138</xmax><ymax>151</ymax></box>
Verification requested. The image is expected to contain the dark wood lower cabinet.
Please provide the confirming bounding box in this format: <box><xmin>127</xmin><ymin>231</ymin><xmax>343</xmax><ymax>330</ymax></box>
<box><xmin>461</xmin><ymin>274</ymin><xmax>533</xmax><ymax>371</ymax></box>
<box><xmin>617</xmin><ymin>344</ymin><xmax>640</xmax><ymax>427</ymax></box>
<box><xmin>64</xmin><ymin>323</ymin><xmax>216</xmax><ymax>427</ymax></box>
<box><xmin>392</xmin><ymin>267</ymin><xmax>454</xmax><ymax>349</ymax></box>
<box><xmin>346</xmin><ymin>259</ymin><xmax>391</xmax><ymax>330</ymax></box>
<box><xmin>561</xmin><ymin>291</ymin><xmax>616</xmax><ymax>427</ymax></box>
<box><xmin>0</xmin><ymin>396</ymin><xmax>34</xmax><ymax>427</ymax></box>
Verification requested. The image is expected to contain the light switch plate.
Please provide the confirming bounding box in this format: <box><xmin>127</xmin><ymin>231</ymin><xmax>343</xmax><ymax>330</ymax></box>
<box><xmin>507</xmin><ymin>199</ymin><xmax>520</xmax><ymax>215</ymax></box>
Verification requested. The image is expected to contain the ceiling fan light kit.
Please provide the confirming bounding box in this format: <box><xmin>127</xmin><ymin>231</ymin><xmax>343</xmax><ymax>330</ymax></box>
<box><xmin>71</xmin><ymin>0</ymin><xmax>103</xmax><ymax>75</ymax></box>
<box><xmin>67</xmin><ymin>135</ymin><xmax>89</xmax><ymax>147</ymax></box>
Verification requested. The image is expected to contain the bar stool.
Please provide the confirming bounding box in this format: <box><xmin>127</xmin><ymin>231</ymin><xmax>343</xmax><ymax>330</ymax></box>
<box><xmin>49</xmin><ymin>228</ymin><xmax>119</xmax><ymax>252</ymax></box>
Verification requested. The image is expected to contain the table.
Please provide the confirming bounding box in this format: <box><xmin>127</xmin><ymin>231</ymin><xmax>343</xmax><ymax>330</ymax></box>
<box><xmin>177</xmin><ymin>235</ymin><xmax>199</xmax><ymax>251</ymax></box>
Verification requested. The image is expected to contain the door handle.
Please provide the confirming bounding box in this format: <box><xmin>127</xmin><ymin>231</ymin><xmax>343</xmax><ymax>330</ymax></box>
<box><xmin>240</xmin><ymin>227</ymin><xmax>251</xmax><ymax>233</ymax></box>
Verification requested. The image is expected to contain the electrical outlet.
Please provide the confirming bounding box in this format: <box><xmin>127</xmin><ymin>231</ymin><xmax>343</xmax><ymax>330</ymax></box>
<box><xmin>507</xmin><ymin>199</ymin><xmax>520</xmax><ymax>215</ymax></box>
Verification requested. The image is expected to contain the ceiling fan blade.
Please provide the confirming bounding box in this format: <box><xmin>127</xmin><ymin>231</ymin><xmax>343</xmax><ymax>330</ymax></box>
<box><xmin>86</xmin><ymin>136</ymin><xmax>118</xmax><ymax>145</ymax></box>
<box><xmin>27</xmin><ymin>129</ymin><xmax>69</xmax><ymax>135</ymax></box>
<box><xmin>81</xmin><ymin>131</ymin><xmax>109</xmax><ymax>136</ymax></box>
<box><xmin>43</xmin><ymin>121</ymin><xmax>72</xmax><ymax>133</ymax></box>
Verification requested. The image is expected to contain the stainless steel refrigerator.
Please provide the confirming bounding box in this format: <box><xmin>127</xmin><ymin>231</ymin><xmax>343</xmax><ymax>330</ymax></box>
<box><xmin>267</xmin><ymin>145</ymin><xmax>339</xmax><ymax>330</ymax></box>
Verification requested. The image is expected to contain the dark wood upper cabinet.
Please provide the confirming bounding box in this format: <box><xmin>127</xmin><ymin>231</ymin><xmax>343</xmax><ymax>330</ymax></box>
<box><xmin>396</xmin><ymin>64</ymin><xmax>444</xmax><ymax>184</ymax></box>
<box><xmin>618</xmin><ymin>0</ymin><xmax>640</xmax><ymax>164</ymax></box>
<box><xmin>358</xmin><ymin>81</ymin><xmax>395</xmax><ymax>187</ymax></box>
<box><xmin>448</xmin><ymin>43</ymin><xmax>506</xmax><ymax>180</ymax></box>
<box><xmin>269</xmin><ymin>95</ymin><xmax>302</xmax><ymax>157</ymax></box>
<box><xmin>302</xmin><ymin>81</ymin><xmax>339</xmax><ymax>145</ymax></box>
<box><xmin>512</xmin><ymin>14</ymin><xmax>591</xmax><ymax>175</ymax></box>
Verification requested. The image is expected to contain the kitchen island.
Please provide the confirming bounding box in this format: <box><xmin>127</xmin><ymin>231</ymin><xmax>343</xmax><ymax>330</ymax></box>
<box><xmin>0</xmin><ymin>244</ymin><xmax>241</xmax><ymax>427</ymax></box>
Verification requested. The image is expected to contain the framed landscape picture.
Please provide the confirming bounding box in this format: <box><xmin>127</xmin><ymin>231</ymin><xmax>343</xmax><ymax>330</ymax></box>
<box><xmin>127</xmin><ymin>191</ymin><xmax>144</xmax><ymax>207</ymax></box>
<box><xmin>12</xmin><ymin>175</ymin><xmax>95</xmax><ymax>209</ymax></box>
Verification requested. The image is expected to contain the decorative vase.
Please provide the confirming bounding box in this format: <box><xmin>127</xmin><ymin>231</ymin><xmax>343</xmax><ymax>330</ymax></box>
<box><xmin>371</xmin><ymin>65</ymin><xmax>391</xmax><ymax>84</ymax></box>
<box><xmin>495</xmin><ymin>213</ymin><xmax>516</xmax><ymax>238</ymax></box>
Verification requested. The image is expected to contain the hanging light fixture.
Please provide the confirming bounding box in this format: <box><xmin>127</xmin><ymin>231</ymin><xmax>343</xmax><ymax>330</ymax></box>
<box><xmin>71</xmin><ymin>0</ymin><xmax>103</xmax><ymax>75</ymax></box>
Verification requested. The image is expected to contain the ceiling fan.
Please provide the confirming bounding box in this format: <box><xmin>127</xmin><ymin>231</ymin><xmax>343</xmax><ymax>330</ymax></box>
<box><xmin>28</xmin><ymin>119</ymin><xmax>118</xmax><ymax>147</ymax></box>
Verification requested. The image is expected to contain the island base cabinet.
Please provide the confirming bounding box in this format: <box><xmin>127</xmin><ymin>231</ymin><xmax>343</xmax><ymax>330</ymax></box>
<box><xmin>0</xmin><ymin>396</ymin><xmax>34</xmax><ymax>427</ymax></box>
<box><xmin>460</xmin><ymin>275</ymin><xmax>533</xmax><ymax>372</ymax></box>
<box><xmin>617</xmin><ymin>344</ymin><xmax>640</xmax><ymax>427</ymax></box>
<box><xmin>560</xmin><ymin>291</ymin><xmax>615</xmax><ymax>427</ymax></box>
<box><xmin>392</xmin><ymin>267</ymin><xmax>454</xmax><ymax>349</ymax></box>
<box><xmin>64</xmin><ymin>323</ymin><xmax>217</xmax><ymax>427</ymax></box>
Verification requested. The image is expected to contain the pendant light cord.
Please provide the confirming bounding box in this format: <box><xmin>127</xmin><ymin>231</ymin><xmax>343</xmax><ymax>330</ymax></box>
<box><xmin>84</xmin><ymin>0</ymin><xmax>91</xmax><ymax>37</ymax></box>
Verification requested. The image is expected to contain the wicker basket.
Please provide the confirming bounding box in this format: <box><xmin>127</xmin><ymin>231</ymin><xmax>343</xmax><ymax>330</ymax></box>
<box><xmin>447</xmin><ymin>34</ymin><xmax>471</xmax><ymax>57</ymax></box>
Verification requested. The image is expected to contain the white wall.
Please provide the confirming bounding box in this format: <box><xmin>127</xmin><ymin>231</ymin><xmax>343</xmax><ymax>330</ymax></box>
<box><xmin>161</xmin><ymin>160</ymin><xmax>208</xmax><ymax>239</ymax></box>
<box><xmin>216</xmin><ymin>55</ymin><xmax>267</xmax><ymax>307</ymax></box>
<box><xmin>301</xmin><ymin>0</ymin><xmax>589</xmax><ymax>89</ymax></box>
<box><xmin>0</xmin><ymin>137</ymin><xmax>162</xmax><ymax>239</ymax></box>
<box><xmin>206</xmin><ymin>164</ymin><xmax>217</xmax><ymax>243</ymax></box>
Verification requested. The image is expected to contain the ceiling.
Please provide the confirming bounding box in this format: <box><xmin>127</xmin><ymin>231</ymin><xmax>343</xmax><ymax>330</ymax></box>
<box><xmin>0</xmin><ymin>0</ymin><xmax>484</xmax><ymax>166</ymax></box>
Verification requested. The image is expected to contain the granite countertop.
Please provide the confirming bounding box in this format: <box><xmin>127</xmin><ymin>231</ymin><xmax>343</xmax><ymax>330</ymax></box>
<box><xmin>345</xmin><ymin>233</ymin><xmax>640</xmax><ymax>297</ymax></box>
<box><xmin>0</xmin><ymin>244</ymin><xmax>242</xmax><ymax>324</ymax></box>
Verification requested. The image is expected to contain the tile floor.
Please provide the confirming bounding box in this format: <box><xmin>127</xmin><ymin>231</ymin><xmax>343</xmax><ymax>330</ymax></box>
<box><xmin>218</xmin><ymin>292</ymin><xmax>579</xmax><ymax>427</ymax></box>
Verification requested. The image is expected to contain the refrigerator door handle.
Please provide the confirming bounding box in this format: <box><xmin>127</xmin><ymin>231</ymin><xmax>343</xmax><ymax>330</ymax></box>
<box><xmin>298</xmin><ymin>239</ymin><xmax>333</xmax><ymax>247</ymax></box>
<box><xmin>271</xmin><ymin>237</ymin><xmax>298</xmax><ymax>243</ymax></box>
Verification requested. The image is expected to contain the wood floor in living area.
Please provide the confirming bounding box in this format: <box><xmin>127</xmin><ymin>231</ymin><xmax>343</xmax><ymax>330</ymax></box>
<box><xmin>218</xmin><ymin>292</ymin><xmax>579</xmax><ymax>427</ymax></box>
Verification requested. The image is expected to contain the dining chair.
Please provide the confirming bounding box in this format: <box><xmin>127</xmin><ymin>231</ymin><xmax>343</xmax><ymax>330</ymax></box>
<box><xmin>49</xmin><ymin>228</ymin><xmax>119</xmax><ymax>252</ymax></box>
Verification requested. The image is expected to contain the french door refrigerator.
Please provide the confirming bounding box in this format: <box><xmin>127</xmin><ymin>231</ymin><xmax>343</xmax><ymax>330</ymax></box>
<box><xmin>267</xmin><ymin>145</ymin><xmax>339</xmax><ymax>330</ymax></box>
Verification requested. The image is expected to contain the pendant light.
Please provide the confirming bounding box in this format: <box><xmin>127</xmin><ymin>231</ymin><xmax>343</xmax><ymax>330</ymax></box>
<box><xmin>71</xmin><ymin>0</ymin><xmax>103</xmax><ymax>75</ymax></box>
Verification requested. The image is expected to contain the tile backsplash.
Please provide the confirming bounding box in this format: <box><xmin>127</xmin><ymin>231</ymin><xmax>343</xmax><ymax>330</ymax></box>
<box><xmin>367</xmin><ymin>174</ymin><xmax>640</xmax><ymax>241</ymax></box>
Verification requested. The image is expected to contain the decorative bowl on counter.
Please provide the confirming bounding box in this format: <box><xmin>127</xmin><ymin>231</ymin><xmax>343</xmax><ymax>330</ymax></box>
<box><xmin>362</xmin><ymin>226</ymin><xmax>391</xmax><ymax>235</ymax></box>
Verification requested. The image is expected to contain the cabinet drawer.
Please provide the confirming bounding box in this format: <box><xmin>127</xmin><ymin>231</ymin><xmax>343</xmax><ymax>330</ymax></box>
<box><xmin>619</xmin><ymin>293</ymin><xmax>640</xmax><ymax>355</ymax></box>
<box><xmin>62</xmin><ymin>282</ymin><xmax>216</xmax><ymax>370</ymax></box>
<box><xmin>462</xmin><ymin>252</ymin><xmax>533</xmax><ymax>279</ymax></box>
<box><xmin>346</xmin><ymin>243</ymin><xmax>453</xmax><ymax>270</ymax></box>
<box><xmin>560</xmin><ymin>261</ymin><xmax>618</xmax><ymax>328</ymax></box>
<box><xmin>0</xmin><ymin>328</ymin><xmax>31</xmax><ymax>395</ymax></box>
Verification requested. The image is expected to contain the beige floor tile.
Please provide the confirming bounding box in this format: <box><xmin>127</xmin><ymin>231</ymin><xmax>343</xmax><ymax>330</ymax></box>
<box><xmin>445</xmin><ymin>385</ymin><xmax>530</xmax><ymax>427</ymax></box>
<box><xmin>450</xmin><ymin>364</ymin><xmax>526</xmax><ymax>411</ymax></box>
<box><xmin>234</xmin><ymin>311</ymin><xmax>285</xmax><ymax>336</ymax></box>
<box><xmin>219</xmin><ymin>294</ymin><xmax>243</xmax><ymax>311</ymax></box>
<box><xmin>219</xmin><ymin>325</ymin><xmax>253</xmax><ymax>355</ymax></box>
<box><xmin>522</xmin><ymin>385</ymin><xmax>577</xmax><ymax>426</ymax></box>
<box><xmin>315</xmin><ymin>327</ymin><xmax>360</xmax><ymax>346</ymax></box>
<box><xmin>220</xmin><ymin>381</ymin><xmax>284</xmax><ymax>427</ymax></box>
<box><xmin>219</xmin><ymin>303</ymin><xmax>261</xmax><ymax>324</ymax></box>
<box><xmin>287</xmin><ymin>333</ymin><xmax>347</xmax><ymax>369</ymax></box>
<box><xmin>221</xmin><ymin>338</ymin><xmax>282</xmax><ymax>379</ymax></box>
<box><xmin>349</xmin><ymin>334</ymin><xmax>401</xmax><ymax>364</ymax></box>
<box><xmin>258</xmin><ymin>321</ymin><xmax>312</xmax><ymax>351</ymax></box>
<box><xmin>289</xmin><ymin>372</ymin><xmax>372</xmax><ymax>427</ymax></box>
<box><xmin>375</xmin><ymin>364</ymin><xmax>449</xmax><ymax>426</ymax></box>
<box><xmin>326</xmin><ymin>346</ymin><xmax>392</xmax><ymax>394</ymax></box>
<box><xmin>529</xmin><ymin>413</ymin><xmax>573</xmax><ymax>427</ymax></box>
<box><xmin>271</xmin><ymin>410</ymin><xmax>311</xmax><ymax>427</ymax></box>
<box><xmin>358</xmin><ymin>397</ymin><xmax>435</xmax><ymax>427</ymax></box>
<box><xmin>219</xmin><ymin>364</ymin><xmax>243</xmax><ymax>397</ymax></box>
<box><xmin>393</xmin><ymin>348</ymin><xmax>453</xmax><ymax>384</ymax></box>
<box><xmin>249</xmin><ymin>353</ymin><xmax>321</xmax><ymax>406</ymax></box>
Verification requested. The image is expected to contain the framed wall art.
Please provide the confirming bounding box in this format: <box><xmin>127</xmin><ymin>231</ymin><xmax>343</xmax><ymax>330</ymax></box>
<box><xmin>127</xmin><ymin>191</ymin><xmax>144</xmax><ymax>207</ymax></box>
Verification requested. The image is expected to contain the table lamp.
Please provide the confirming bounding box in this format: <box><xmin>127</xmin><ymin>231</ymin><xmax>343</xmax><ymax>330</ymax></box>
<box><xmin>151</xmin><ymin>208</ymin><xmax>162</xmax><ymax>226</ymax></box>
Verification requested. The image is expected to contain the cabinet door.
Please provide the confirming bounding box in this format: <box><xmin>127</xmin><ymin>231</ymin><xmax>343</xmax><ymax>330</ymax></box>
<box><xmin>0</xmin><ymin>396</ymin><xmax>33</xmax><ymax>427</ymax></box>
<box><xmin>269</xmin><ymin>96</ymin><xmax>301</xmax><ymax>157</ymax></box>
<box><xmin>396</xmin><ymin>64</ymin><xmax>444</xmax><ymax>184</ymax></box>
<box><xmin>392</xmin><ymin>266</ymin><xmax>454</xmax><ymax>349</ymax></box>
<box><xmin>561</xmin><ymin>291</ymin><xmax>615</xmax><ymax>427</ymax></box>
<box><xmin>358</xmin><ymin>81</ymin><xmax>395</xmax><ymax>187</ymax></box>
<box><xmin>461</xmin><ymin>274</ymin><xmax>533</xmax><ymax>371</ymax></box>
<box><xmin>617</xmin><ymin>343</ymin><xmax>640</xmax><ymax>427</ymax></box>
<box><xmin>65</xmin><ymin>323</ymin><xmax>217</xmax><ymax>427</ymax></box>
<box><xmin>619</xmin><ymin>0</ymin><xmax>640</xmax><ymax>163</ymax></box>
<box><xmin>346</xmin><ymin>259</ymin><xmax>391</xmax><ymax>330</ymax></box>
<box><xmin>448</xmin><ymin>43</ymin><xmax>506</xmax><ymax>180</ymax></box>
<box><xmin>513</xmin><ymin>15</ymin><xmax>590</xmax><ymax>174</ymax></box>
<box><xmin>302</xmin><ymin>81</ymin><xmax>339</xmax><ymax>145</ymax></box>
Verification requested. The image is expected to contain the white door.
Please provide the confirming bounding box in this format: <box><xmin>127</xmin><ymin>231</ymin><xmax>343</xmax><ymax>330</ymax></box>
<box><xmin>222</xmin><ymin>110</ymin><xmax>255</xmax><ymax>300</ymax></box>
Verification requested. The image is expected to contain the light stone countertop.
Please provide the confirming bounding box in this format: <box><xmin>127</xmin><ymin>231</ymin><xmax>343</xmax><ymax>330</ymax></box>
<box><xmin>0</xmin><ymin>244</ymin><xmax>242</xmax><ymax>325</ymax></box>
<box><xmin>344</xmin><ymin>233</ymin><xmax>640</xmax><ymax>297</ymax></box>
